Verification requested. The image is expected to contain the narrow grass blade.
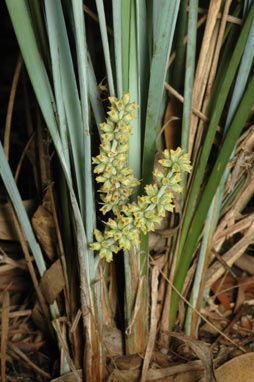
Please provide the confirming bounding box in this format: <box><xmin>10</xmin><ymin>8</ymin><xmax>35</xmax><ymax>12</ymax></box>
<box><xmin>95</xmin><ymin>0</ymin><xmax>115</xmax><ymax>96</ymax></box>
<box><xmin>71</xmin><ymin>0</ymin><xmax>96</xmax><ymax>248</ymax></box>
<box><xmin>128</xmin><ymin>2</ymin><xmax>141</xmax><ymax>180</ymax></box>
<box><xmin>172</xmin><ymin>0</ymin><xmax>188</xmax><ymax>91</ymax></box>
<box><xmin>121</xmin><ymin>0</ymin><xmax>131</xmax><ymax>93</ymax></box>
<box><xmin>181</xmin><ymin>0</ymin><xmax>198</xmax><ymax>155</ymax></box>
<box><xmin>185</xmin><ymin>196</ymin><xmax>220</xmax><ymax>336</ymax></box>
<box><xmin>142</xmin><ymin>0</ymin><xmax>180</xmax><ymax>186</ymax></box>
<box><xmin>45</xmin><ymin>0</ymin><xmax>86</xmax><ymax>216</ymax></box>
<box><xmin>112</xmin><ymin>0</ymin><xmax>123</xmax><ymax>98</ymax></box>
<box><xmin>87</xmin><ymin>52</ymin><xmax>105</xmax><ymax>134</ymax></box>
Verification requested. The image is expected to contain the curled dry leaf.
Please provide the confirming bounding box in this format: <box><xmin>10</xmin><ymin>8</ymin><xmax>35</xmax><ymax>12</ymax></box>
<box><xmin>170</xmin><ymin>332</ymin><xmax>216</xmax><ymax>382</ymax></box>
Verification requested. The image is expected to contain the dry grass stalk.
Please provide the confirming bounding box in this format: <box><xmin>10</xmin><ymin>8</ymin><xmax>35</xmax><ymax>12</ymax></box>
<box><xmin>52</xmin><ymin>319</ymin><xmax>82</xmax><ymax>382</ymax></box>
<box><xmin>125</xmin><ymin>249</ymin><xmax>148</xmax><ymax>354</ymax></box>
<box><xmin>189</xmin><ymin>0</ymin><xmax>222</xmax><ymax>154</ymax></box>
<box><xmin>214</xmin><ymin>214</ymin><xmax>254</xmax><ymax>244</ymax></box>
<box><xmin>110</xmin><ymin>361</ymin><xmax>204</xmax><ymax>382</ymax></box>
<box><xmin>8</xmin><ymin>342</ymin><xmax>52</xmax><ymax>379</ymax></box>
<box><xmin>206</xmin><ymin>222</ymin><xmax>254</xmax><ymax>289</ymax></box>
<box><xmin>125</xmin><ymin>275</ymin><xmax>144</xmax><ymax>336</ymax></box>
<box><xmin>213</xmin><ymin>173</ymin><xmax>254</xmax><ymax>251</ymax></box>
<box><xmin>141</xmin><ymin>266</ymin><xmax>159</xmax><ymax>382</ymax></box>
<box><xmin>193</xmin><ymin>0</ymin><xmax>232</xmax><ymax>161</ymax></box>
<box><xmin>196</xmin><ymin>7</ymin><xmax>242</xmax><ymax>25</ymax></box>
<box><xmin>1</xmin><ymin>291</ymin><xmax>10</xmax><ymax>382</ymax></box>
<box><xmin>164</xmin><ymin>82</ymin><xmax>209</xmax><ymax>124</ymax></box>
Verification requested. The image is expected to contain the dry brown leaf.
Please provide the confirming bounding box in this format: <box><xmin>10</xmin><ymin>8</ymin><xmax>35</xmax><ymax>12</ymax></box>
<box><xmin>32</xmin><ymin>300</ymin><xmax>48</xmax><ymax>333</ymax></box>
<box><xmin>50</xmin><ymin>370</ymin><xmax>83</xmax><ymax>382</ymax></box>
<box><xmin>108</xmin><ymin>359</ymin><xmax>204</xmax><ymax>382</ymax></box>
<box><xmin>0</xmin><ymin>199</ymin><xmax>36</xmax><ymax>241</ymax></box>
<box><xmin>235</xmin><ymin>253</ymin><xmax>254</xmax><ymax>274</ymax></box>
<box><xmin>32</xmin><ymin>191</ymin><xmax>57</xmax><ymax>261</ymax></box>
<box><xmin>39</xmin><ymin>259</ymin><xmax>65</xmax><ymax>304</ymax></box>
<box><xmin>215</xmin><ymin>353</ymin><xmax>254</xmax><ymax>381</ymax></box>
<box><xmin>112</xmin><ymin>354</ymin><xmax>142</xmax><ymax>370</ymax></box>
<box><xmin>206</xmin><ymin>222</ymin><xmax>254</xmax><ymax>289</ymax></box>
<box><xmin>164</xmin><ymin>96</ymin><xmax>182</xmax><ymax>150</ymax></box>
<box><xmin>211</xmin><ymin>276</ymin><xmax>234</xmax><ymax>311</ymax></box>
<box><xmin>103</xmin><ymin>325</ymin><xmax>124</xmax><ymax>356</ymax></box>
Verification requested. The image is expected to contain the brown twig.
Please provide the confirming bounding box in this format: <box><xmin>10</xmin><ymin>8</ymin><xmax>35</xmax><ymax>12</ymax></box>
<box><xmin>164</xmin><ymin>82</ymin><xmax>209</xmax><ymax>124</ymax></box>
<box><xmin>14</xmin><ymin>132</ymin><xmax>35</xmax><ymax>183</ymax></box>
<box><xmin>4</xmin><ymin>55</ymin><xmax>23</xmax><ymax>160</ymax></box>
<box><xmin>83</xmin><ymin>5</ymin><xmax>113</xmax><ymax>36</ymax></box>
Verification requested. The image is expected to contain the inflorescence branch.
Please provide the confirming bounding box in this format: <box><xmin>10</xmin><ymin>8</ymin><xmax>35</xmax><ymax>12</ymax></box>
<box><xmin>90</xmin><ymin>93</ymin><xmax>192</xmax><ymax>262</ymax></box>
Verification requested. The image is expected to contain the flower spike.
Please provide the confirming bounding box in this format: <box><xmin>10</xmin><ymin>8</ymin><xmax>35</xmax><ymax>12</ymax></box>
<box><xmin>91</xmin><ymin>95</ymin><xmax>192</xmax><ymax>262</ymax></box>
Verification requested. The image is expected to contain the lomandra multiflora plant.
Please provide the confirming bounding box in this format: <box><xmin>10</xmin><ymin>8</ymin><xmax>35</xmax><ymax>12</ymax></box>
<box><xmin>91</xmin><ymin>94</ymin><xmax>192</xmax><ymax>262</ymax></box>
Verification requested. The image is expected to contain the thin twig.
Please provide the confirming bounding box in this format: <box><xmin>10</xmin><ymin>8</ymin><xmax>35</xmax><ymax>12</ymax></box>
<box><xmin>83</xmin><ymin>5</ymin><xmax>113</xmax><ymax>36</ymax></box>
<box><xmin>164</xmin><ymin>82</ymin><xmax>209</xmax><ymax>123</ymax></box>
<box><xmin>195</xmin><ymin>7</ymin><xmax>242</xmax><ymax>25</ymax></box>
<box><xmin>4</xmin><ymin>55</ymin><xmax>23</xmax><ymax>160</ymax></box>
<box><xmin>52</xmin><ymin>319</ymin><xmax>82</xmax><ymax>382</ymax></box>
<box><xmin>14</xmin><ymin>132</ymin><xmax>35</xmax><ymax>183</ymax></box>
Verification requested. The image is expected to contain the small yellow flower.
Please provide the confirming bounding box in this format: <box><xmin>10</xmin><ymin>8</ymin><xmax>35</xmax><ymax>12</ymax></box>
<box><xmin>122</xmin><ymin>92</ymin><xmax>130</xmax><ymax>105</ymax></box>
<box><xmin>107</xmin><ymin>109</ymin><xmax>119</xmax><ymax>122</ymax></box>
<box><xmin>100</xmin><ymin>122</ymin><xmax>113</xmax><ymax>133</ymax></box>
<box><xmin>108</xmin><ymin>96</ymin><xmax>118</xmax><ymax>104</ymax></box>
<box><xmin>123</xmin><ymin>112</ymin><xmax>136</xmax><ymax>122</ymax></box>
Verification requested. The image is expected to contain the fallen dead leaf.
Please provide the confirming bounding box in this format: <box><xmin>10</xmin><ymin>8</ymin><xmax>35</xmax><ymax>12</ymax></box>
<box><xmin>215</xmin><ymin>353</ymin><xmax>254</xmax><ymax>381</ymax></box>
<box><xmin>0</xmin><ymin>200</ymin><xmax>36</xmax><ymax>240</ymax></box>
<box><xmin>103</xmin><ymin>325</ymin><xmax>124</xmax><ymax>356</ymax></box>
<box><xmin>39</xmin><ymin>259</ymin><xmax>65</xmax><ymax>304</ymax></box>
<box><xmin>32</xmin><ymin>191</ymin><xmax>57</xmax><ymax>261</ymax></box>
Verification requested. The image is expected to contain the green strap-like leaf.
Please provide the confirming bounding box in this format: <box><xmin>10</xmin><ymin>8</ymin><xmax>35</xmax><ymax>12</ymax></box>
<box><xmin>142</xmin><ymin>0</ymin><xmax>180</xmax><ymax>187</ymax></box>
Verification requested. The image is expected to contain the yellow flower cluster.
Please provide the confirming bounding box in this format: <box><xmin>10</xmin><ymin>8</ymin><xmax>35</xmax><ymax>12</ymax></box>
<box><xmin>91</xmin><ymin>94</ymin><xmax>192</xmax><ymax>262</ymax></box>
<box><xmin>92</xmin><ymin>93</ymin><xmax>139</xmax><ymax>215</ymax></box>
